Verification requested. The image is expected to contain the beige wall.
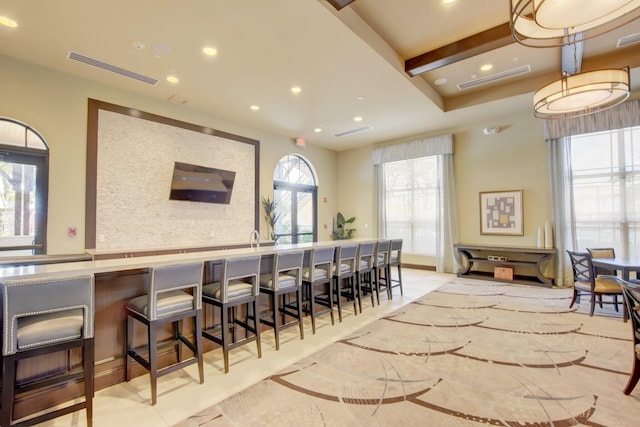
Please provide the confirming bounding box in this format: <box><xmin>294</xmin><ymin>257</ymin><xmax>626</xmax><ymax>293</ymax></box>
<box><xmin>1</xmin><ymin>54</ymin><xmax>552</xmax><ymax>264</ymax></box>
<box><xmin>1</xmin><ymin>55</ymin><xmax>338</xmax><ymax>253</ymax></box>
<box><xmin>336</xmin><ymin>111</ymin><xmax>552</xmax><ymax>268</ymax></box>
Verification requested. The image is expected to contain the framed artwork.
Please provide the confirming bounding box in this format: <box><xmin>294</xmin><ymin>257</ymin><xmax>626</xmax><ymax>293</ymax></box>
<box><xmin>479</xmin><ymin>190</ymin><xmax>523</xmax><ymax>235</ymax></box>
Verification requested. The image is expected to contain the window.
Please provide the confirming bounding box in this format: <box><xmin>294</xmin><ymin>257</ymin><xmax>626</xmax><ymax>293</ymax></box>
<box><xmin>569</xmin><ymin>125</ymin><xmax>640</xmax><ymax>257</ymax></box>
<box><xmin>0</xmin><ymin>118</ymin><xmax>49</xmax><ymax>256</ymax></box>
<box><xmin>273</xmin><ymin>155</ymin><xmax>317</xmax><ymax>244</ymax></box>
<box><xmin>382</xmin><ymin>156</ymin><xmax>438</xmax><ymax>255</ymax></box>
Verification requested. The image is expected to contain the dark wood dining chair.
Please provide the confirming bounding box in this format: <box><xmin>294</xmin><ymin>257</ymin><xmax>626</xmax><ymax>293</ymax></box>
<box><xmin>616</xmin><ymin>277</ymin><xmax>640</xmax><ymax>394</ymax></box>
<box><xmin>567</xmin><ymin>250</ymin><xmax>624</xmax><ymax>318</ymax></box>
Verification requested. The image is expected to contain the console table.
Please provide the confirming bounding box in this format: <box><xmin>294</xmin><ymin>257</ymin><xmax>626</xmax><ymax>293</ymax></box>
<box><xmin>454</xmin><ymin>244</ymin><xmax>556</xmax><ymax>286</ymax></box>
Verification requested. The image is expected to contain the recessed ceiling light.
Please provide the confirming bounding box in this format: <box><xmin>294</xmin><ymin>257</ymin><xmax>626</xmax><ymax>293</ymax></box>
<box><xmin>434</xmin><ymin>78</ymin><xmax>448</xmax><ymax>85</ymax></box>
<box><xmin>291</xmin><ymin>86</ymin><xmax>302</xmax><ymax>94</ymax></box>
<box><xmin>354</xmin><ymin>116</ymin><xmax>363</xmax><ymax>122</ymax></box>
<box><xmin>166</xmin><ymin>75</ymin><xmax>179</xmax><ymax>84</ymax></box>
<box><xmin>202</xmin><ymin>46</ymin><xmax>218</xmax><ymax>57</ymax></box>
<box><xmin>250</xmin><ymin>105</ymin><xmax>260</xmax><ymax>111</ymax></box>
<box><xmin>314</xmin><ymin>128</ymin><xmax>322</xmax><ymax>133</ymax></box>
<box><xmin>356</xmin><ymin>96</ymin><xmax>364</xmax><ymax>101</ymax></box>
<box><xmin>0</xmin><ymin>16</ymin><xmax>18</xmax><ymax>28</ymax></box>
<box><xmin>480</xmin><ymin>64</ymin><xmax>493</xmax><ymax>72</ymax></box>
<box><xmin>442</xmin><ymin>0</ymin><xmax>456</xmax><ymax>4</ymax></box>
<box><xmin>132</xmin><ymin>41</ymin><xmax>145</xmax><ymax>50</ymax></box>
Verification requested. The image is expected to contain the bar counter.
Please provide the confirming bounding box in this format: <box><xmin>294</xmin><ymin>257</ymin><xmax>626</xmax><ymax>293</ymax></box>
<box><xmin>0</xmin><ymin>239</ymin><xmax>376</xmax><ymax>419</ymax></box>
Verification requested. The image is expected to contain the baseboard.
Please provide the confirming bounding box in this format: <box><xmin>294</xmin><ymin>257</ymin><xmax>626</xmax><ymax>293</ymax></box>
<box><xmin>402</xmin><ymin>263</ymin><xmax>436</xmax><ymax>271</ymax></box>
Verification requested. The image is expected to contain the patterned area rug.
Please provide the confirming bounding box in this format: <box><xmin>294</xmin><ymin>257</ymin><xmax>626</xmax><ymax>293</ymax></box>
<box><xmin>175</xmin><ymin>278</ymin><xmax>640</xmax><ymax>426</ymax></box>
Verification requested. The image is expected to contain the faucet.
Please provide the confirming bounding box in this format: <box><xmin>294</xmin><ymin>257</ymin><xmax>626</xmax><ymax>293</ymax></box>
<box><xmin>250</xmin><ymin>230</ymin><xmax>260</xmax><ymax>249</ymax></box>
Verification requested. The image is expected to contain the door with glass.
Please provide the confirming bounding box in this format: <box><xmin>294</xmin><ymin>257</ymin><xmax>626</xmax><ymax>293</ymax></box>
<box><xmin>274</xmin><ymin>183</ymin><xmax>317</xmax><ymax>244</ymax></box>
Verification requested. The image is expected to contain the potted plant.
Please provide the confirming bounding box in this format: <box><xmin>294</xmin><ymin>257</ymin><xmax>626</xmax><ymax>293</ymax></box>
<box><xmin>261</xmin><ymin>196</ymin><xmax>279</xmax><ymax>242</ymax></box>
<box><xmin>332</xmin><ymin>212</ymin><xmax>356</xmax><ymax>239</ymax></box>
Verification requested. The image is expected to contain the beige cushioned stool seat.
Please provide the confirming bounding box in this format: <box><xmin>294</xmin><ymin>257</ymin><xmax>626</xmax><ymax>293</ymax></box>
<box><xmin>126</xmin><ymin>290</ymin><xmax>194</xmax><ymax>318</ymax></box>
<box><xmin>203</xmin><ymin>280</ymin><xmax>252</xmax><ymax>300</ymax></box>
<box><xmin>17</xmin><ymin>309</ymin><xmax>84</xmax><ymax>350</ymax></box>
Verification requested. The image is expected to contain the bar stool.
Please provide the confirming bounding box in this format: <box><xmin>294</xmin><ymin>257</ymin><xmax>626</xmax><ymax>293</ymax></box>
<box><xmin>389</xmin><ymin>239</ymin><xmax>404</xmax><ymax>297</ymax></box>
<box><xmin>332</xmin><ymin>244</ymin><xmax>358</xmax><ymax>320</ymax></box>
<box><xmin>125</xmin><ymin>262</ymin><xmax>204</xmax><ymax>406</ymax></box>
<box><xmin>202</xmin><ymin>255</ymin><xmax>262</xmax><ymax>373</ymax></box>
<box><xmin>2</xmin><ymin>274</ymin><xmax>95</xmax><ymax>427</ymax></box>
<box><xmin>356</xmin><ymin>241</ymin><xmax>376</xmax><ymax>308</ymax></box>
<box><xmin>259</xmin><ymin>250</ymin><xmax>305</xmax><ymax>350</ymax></box>
<box><xmin>374</xmin><ymin>240</ymin><xmax>392</xmax><ymax>300</ymax></box>
<box><xmin>302</xmin><ymin>247</ymin><xmax>335</xmax><ymax>334</ymax></box>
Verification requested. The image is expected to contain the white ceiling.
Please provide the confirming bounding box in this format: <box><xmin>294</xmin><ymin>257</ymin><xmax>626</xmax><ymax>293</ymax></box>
<box><xmin>1</xmin><ymin>0</ymin><xmax>639</xmax><ymax>151</ymax></box>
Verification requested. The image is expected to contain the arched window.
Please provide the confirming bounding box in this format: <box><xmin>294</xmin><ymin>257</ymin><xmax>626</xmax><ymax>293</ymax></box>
<box><xmin>273</xmin><ymin>154</ymin><xmax>318</xmax><ymax>244</ymax></box>
<box><xmin>0</xmin><ymin>117</ymin><xmax>49</xmax><ymax>256</ymax></box>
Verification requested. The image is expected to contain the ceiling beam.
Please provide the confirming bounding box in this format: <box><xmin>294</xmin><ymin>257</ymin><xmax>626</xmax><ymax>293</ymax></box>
<box><xmin>405</xmin><ymin>22</ymin><xmax>514</xmax><ymax>77</ymax></box>
<box><xmin>326</xmin><ymin>0</ymin><xmax>356</xmax><ymax>11</ymax></box>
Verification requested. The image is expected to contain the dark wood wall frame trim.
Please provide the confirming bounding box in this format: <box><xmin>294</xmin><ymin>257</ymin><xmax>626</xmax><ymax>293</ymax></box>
<box><xmin>85</xmin><ymin>98</ymin><xmax>260</xmax><ymax>249</ymax></box>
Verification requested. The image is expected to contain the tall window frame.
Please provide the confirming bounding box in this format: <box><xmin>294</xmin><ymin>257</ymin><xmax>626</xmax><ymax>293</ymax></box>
<box><xmin>272</xmin><ymin>154</ymin><xmax>318</xmax><ymax>244</ymax></box>
<box><xmin>0</xmin><ymin>117</ymin><xmax>49</xmax><ymax>256</ymax></box>
<box><xmin>381</xmin><ymin>156</ymin><xmax>438</xmax><ymax>255</ymax></box>
<box><xmin>568</xmin><ymin>125</ymin><xmax>640</xmax><ymax>257</ymax></box>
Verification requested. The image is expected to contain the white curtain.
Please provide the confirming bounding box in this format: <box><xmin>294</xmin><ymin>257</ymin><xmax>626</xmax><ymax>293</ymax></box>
<box><xmin>372</xmin><ymin>134</ymin><xmax>458</xmax><ymax>273</ymax></box>
<box><xmin>546</xmin><ymin>99</ymin><xmax>640</xmax><ymax>287</ymax></box>
<box><xmin>437</xmin><ymin>154</ymin><xmax>459</xmax><ymax>273</ymax></box>
<box><xmin>547</xmin><ymin>137</ymin><xmax>575</xmax><ymax>287</ymax></box>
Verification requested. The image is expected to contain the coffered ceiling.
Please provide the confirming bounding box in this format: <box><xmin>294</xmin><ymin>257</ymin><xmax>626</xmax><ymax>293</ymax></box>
<box><xmin>1</xmin><ymin>0</ymin><xmax>639</xmax><ymax>151</ymax></box>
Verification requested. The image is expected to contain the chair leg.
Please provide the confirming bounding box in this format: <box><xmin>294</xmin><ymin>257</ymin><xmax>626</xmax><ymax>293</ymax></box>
<box><xmin>148</xmin><ymin>322</ymin><xmax>158</xmax><ymax>406</ymax></box>
<box><xmin>273</xmin><ymin>293</ymin><xmax>281</xmax><ymax>351</ymax></box>
<box><xmin>624</xmin><ymin>356</ymin><xmax>640</xmax><ymax>395</ymax></box>
<box><xmin>397</xmin><ymin>265</ymin><xmax>404</xmax><ymax>296</ymax></box>
<box><xmin>253</xmin><ymin>299</ymin><xmax>262</xmax><ymax>359</ymax></box>
<box><xmin>308</xmin><ymin>284</ymin><xmax>317</xmax><ymax>334</ymax></box>
<box><xmin>174</xmin><ymin>320</ymin><xmax>183</xmax><ymax>362</ymax></box>
<box><xmin>589</xmin><ymin>294</ymin><xmax>596</xmax><ymax>317</ymax></box>
<box><xmin>125</xmin><ymin>314</ymin><xmax>134</xmax><ymax>381</ymax></box>
<box><xmin>327</xmin><ymin>282</ymin><xmax>336</xmax><ymax>326</ymax></box>
<box><xmin>569</xmin><ymin>289</ymin><xmax>578</xmax><ymax>308</ymax></box>
<box><xmin>334</xmin><ymin>278</ymin><xmax>343</xmax><ymax>323</ymax></box>
<box><xmin>194</xmin><ymin>311</ymin><xmax>204</xmax><ymax>384</ymax></box>
<box><xmin>84</xmin><ymin>338</ymin><xmax>95</xmax><ymax>427</ymax></box>
<box><xmin>2</xmin><ymin>355</ymin><xmax>16</xmax><ymax>427</ymax></box>
<box><xmin>221</xmin><ymin>306</ymin><xmax>230</xmax><ymax>373</ymax></box>
<box><xmin>296</xmin><ymin>288</ymin><xmax>304</xmax><ymax>341</ymax></box>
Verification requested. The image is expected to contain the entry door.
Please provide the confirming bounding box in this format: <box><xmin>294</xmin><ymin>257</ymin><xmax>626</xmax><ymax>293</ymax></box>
<box><xmin>274</xmin><ymin>183</ymin><xmax>317</xmax><ymax>244</ymax></box>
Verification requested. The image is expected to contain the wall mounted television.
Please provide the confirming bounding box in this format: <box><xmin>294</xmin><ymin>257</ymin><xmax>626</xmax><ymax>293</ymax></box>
<box><xmin>169</xmin><ymin>161</ymin><xmax>236</xmax><ymax>204</ymax></box>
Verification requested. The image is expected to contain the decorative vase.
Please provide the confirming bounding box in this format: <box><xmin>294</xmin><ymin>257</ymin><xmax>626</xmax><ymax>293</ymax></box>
<box><xmin>537</xmin><ymin>226</ymin><xmax>544</xmax><ymax>248</ymax></box>
<box><xmin>544</xmin><ymin>221</ymin><xmax>553</xmax><ymax>248</ymax></box>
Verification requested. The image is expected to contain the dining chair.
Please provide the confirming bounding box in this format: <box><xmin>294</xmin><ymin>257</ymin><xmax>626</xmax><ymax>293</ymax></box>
<box><xmin>374</xmin><ymin>240</ymin><xmax>392</xmax><ymax>301</ymax></box>
<box><xmin>389</xmin><ymin>239</ymin><xmax>404</xmax><ymax>297</ymax></box>
<box><xmin>302</xmin><ymin>246</ymin><xmax>335</xmax><ymax>334</ymax></box>
<box><xmin>2</xmin><ymin>274</ymin><xmax>95</xmax><ymax>427</ymax></box>
<box><xmin>587</xmin><ymin>247</ymin><xmax>617</xmax><ymax>275</ymax></box>
<box><xmin>355</xmin><ymin>242</ymin><xmax>376</xmax><ymax>310</ymax></box>
<box><xmin>259</xmin><ymin>250</ymin><xmax>305</xmax><ymax>350</ymax></box>
<box><xmin>567</xmin><ymin>250</ymin><xmax>624</xmax><ymax>318</ymax></box>
<box><xmin>615</xmin><ymin>277</ymin><xmax>640</xmax><ymax>395</ymax></box>
<box><xmin>201</xmin><ymin>255</ymin><xmax>262</xmax><ymax>373</ymax></box>
<box><xmin>125</xmin><ymin>262</ymin><xmax>204</xmax><ymax>405</ymax></box>
<box><xmin>332</xmin><ymin>244</ymin><xmax>358</xmax><ymax>321</ymax></box>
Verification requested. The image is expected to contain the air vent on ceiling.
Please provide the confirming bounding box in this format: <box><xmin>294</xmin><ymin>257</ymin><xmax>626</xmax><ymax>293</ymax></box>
<box><xmin>617</xmin><ymin>32</ymin><xmax>640</xmax><ymax>48</ymax></box>
<box><xmin>457</xmin><ymin>65</ymin><xmax>531</xmax><ymax>91</ymax></box>
<box><xmin>67</xmin><ymin>51</ymin><xmax>158</xmax><ymax>85</ymax></box>
<box><xmin>333</xmin><ymin>126</ymin><xmax>373</xmax><ymax>138</ymax></box>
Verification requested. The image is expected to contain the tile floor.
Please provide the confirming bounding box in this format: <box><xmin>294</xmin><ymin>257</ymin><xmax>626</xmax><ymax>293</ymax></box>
<box><xmin>35</xmin><ymin>269</ymin><xmax>454</xmax><ymax>427</ymax></box>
